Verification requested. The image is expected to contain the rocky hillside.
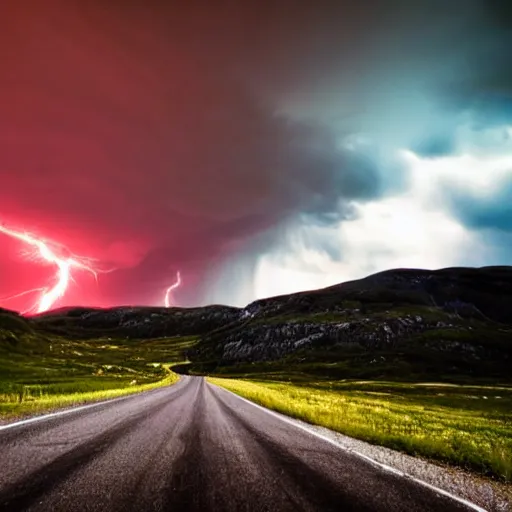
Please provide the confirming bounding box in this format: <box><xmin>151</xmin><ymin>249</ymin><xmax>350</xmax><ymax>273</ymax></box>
<box><xmin>31</xmin><ymin>304</ymin><xmax>241</xmax><ymax>339</ymax></box>
<box><xmin>192</xmin><ymin>266</ymin><xmax>512</xmax><ymax>379</ymax></box>
<box><xmin>6</xmin><ymin>266</ymin><xmax>512</xmax><ymax>381</ymax></box>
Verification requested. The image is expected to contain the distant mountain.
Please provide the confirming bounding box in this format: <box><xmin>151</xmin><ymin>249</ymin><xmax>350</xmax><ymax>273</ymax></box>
<box><xmin>191</xmin><ymin>266</ymin><xmax>512</xmax><ymax>381</ymax></box>
<box><xmin>243</xmin><ymin>266</ymin><xmax>512</xmax><ymax>323</ymax></box>
<box><xmin>30</xmin><ymin>305</ymin><xmax>241</xmax><ymax>339</ymax></box>
<box><xmin>3</xmin><ymin>266</ymin><xmax>511</xmax><ymax>381</ymax></box>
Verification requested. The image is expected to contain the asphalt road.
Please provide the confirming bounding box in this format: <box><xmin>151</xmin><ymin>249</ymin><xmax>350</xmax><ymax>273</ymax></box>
<box><xmin>0</xmin><ymin>376</ymin><xmax>480</xmax><ymax>512</ymax></box>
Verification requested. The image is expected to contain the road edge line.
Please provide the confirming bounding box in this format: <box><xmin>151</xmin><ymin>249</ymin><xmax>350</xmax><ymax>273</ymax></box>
<box><xmin>0</xmin><ymin>377</ymin><xmax>184</xmax><ymax>432</ymax></box>
<box><xmin>212</xmin><ymin>383</ymin><xmax>487</xmax><ymax>512</ymax></box>
<box><xmin>0</xmin><ymin>395</ymin><xmax>134</xmax><ymax>432</ymax></box>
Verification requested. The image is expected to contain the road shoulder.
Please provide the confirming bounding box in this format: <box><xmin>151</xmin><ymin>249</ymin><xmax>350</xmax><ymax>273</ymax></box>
<box><xmin>212</xmin><ymin>382</ymin><xmax>511</xmax><ymax>512</ymax></box>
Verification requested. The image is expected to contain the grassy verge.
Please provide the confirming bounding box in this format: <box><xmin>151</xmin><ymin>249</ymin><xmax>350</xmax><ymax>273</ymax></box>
<box><xmin>0</xmin><ymin>333</ymin><xmax>197</xmax><ymax>420</ymax></box>
<box><xmin>209</xmin><ymin>377</ymin><xmax>512</xmax><ymax>482</ymax></box>
<box><xmin>0</xmin><ymin>366</ymin><xmax>179</xmax><ymax>419</ymax></box>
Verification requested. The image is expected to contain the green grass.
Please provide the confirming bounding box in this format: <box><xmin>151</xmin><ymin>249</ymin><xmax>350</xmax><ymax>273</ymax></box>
<box><xmin>0</xmin><ymin>367</ymin><xmax>179</xmax><ymax>418</ymax></box>
<box><xmin>209</xmin><ymin>377</ymin><xmax>512</xmax><ymax>482</ymax></box>
<box><xmin>0</xmin><ymin>329</ymin><xmax>196</xmax><ymax>420</ymax></box>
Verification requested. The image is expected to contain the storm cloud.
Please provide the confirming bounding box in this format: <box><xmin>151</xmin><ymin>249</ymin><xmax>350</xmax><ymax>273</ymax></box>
<box><xmin>1</xmin><ymin>0</ymin><xmax>511</xmax><ymax>309</ymax></box>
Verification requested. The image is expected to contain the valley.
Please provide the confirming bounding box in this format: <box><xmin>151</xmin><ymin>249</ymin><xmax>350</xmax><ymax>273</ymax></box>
<box><xmin>1</xmin><ymin>265</ymin><xmax>511</xmax><ymax>488</ymax></box>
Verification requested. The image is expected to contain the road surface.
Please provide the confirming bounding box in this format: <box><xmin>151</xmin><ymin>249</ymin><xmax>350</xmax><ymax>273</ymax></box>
<box><xmin>0</xmin><ymin>376</ymin><xmax>479</xmax><ymax>512</ymax></box>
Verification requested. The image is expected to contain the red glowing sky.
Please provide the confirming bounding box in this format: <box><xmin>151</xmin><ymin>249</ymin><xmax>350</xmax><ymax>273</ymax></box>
<box><xmin>1</xmin><ymin>0</ymin><xmax>372</xmax><ymax>309</ymax></box>
<box><xmin>0</xmin><ymin>0</ymin><xmax>284</xmax><ymax>309</ymax></box>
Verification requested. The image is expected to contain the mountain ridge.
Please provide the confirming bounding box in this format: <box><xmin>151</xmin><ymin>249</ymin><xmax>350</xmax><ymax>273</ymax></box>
<box><xmin>2</xmin><ymin>265</ymin><xmax>511</xmax><ymax>381</ymax></box>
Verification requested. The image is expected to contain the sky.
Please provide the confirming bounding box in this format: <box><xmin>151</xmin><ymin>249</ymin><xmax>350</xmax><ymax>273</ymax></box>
<box><xmin>0</xmin><ymin>0</ymin><xmax>512</xmax><ymax>311</ymax></box>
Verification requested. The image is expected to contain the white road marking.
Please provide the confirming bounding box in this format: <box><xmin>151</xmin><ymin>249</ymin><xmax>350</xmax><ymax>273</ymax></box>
<box><xmin>0</xmin><ymin>395</ymin><xmax>135</xmax><ymax>432</ymax></box>
<box><xmin>0</xmin><ymin>378</ymin><xmax>185</xmax><ymax>432</ymax></box>
<box><xmin>212</xmin><ymin>382</ymin><xmax>487</xmax><ymax>512</ymax></box>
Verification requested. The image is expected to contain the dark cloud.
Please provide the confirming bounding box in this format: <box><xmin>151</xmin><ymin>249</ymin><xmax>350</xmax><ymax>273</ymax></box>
<box><xmin>0</xmin><ymin>0</ymin><xmax>511</xmax><ymax>308</ymax></box>
<box><xmin>447</xmin><ymin>180</ymin><xmax>512</xmax><ymax>233</ymax></box>
<box><xmin>411</xmin><ymin>136</ymin><xmax>456</xmax><ymax>158</ymax></box>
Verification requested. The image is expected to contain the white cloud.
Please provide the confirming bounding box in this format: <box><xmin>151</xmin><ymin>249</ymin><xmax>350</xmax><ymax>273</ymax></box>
<box><xmin>401</xmin><ymin>147</ymin><xmax>512</xmax><ymax>199</ymax></box>
<box><xmin>252</xmin><ymin>148</ymin><xmax>507</xmax><ymax>300</ymax></box>
<box><xmin>207</xmin><ymin>122</ymin><xmax>512</xmax><ymax>305</ymax></box>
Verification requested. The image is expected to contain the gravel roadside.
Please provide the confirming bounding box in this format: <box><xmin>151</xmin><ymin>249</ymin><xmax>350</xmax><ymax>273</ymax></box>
<box><xmin>282</xmin><ymin>413</ymin><xmax>511</xmax><ymax>512</ymax></box>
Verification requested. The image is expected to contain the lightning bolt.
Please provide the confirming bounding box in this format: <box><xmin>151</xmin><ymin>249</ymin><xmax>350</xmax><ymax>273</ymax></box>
<box><xmin>0</xmin><ymin>224</ymin><xmax>103</xmax><ymax>314</ymax></box>
<box><xmin>164</xmin><ymin>271</ymin><xmax>181</xmax><ymax>307</ymax></box>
